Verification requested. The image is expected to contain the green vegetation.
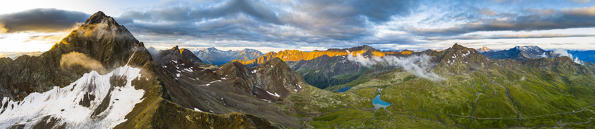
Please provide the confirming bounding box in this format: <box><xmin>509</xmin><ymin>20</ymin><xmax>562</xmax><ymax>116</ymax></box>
<box><xmin>289</xmin><ymin>59</ymin><xmax>595</xmax><ymax>128</ymax></box>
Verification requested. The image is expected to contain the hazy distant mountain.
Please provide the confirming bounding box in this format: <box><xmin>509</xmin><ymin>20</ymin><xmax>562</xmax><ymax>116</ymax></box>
<box><xmin>482</xmin><ymin>46</ymin><xmax>551</xmax><ymax>60</ymax></box>
<box><xmin>480</xmin><ymin>46</ymin><xmax>593</xmax><ymax>64</ymax></box>
<box><xmin>193</xmin><ymin>47</ymin><xmax>262</xmax><ymax>65</ymax></box>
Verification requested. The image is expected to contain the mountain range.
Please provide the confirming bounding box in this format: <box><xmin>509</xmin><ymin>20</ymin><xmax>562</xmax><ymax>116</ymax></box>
<box><xmin>193</xmin><ymin>47</ymin><xmax>262</xmax><ymax>65</ymax></box>
<box><xmin>0</xmin><ymin>12</ymin><xmax>594</xmax><ymax>129</ymax></box>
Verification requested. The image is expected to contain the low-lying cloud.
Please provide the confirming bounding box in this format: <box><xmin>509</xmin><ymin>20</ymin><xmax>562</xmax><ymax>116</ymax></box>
<box><xmin>347</xmin><ymin>54</ymin><xmax>443</xmax><ymax>81</ymax></box>
<box><xmin>60</xmin><ymin>52</ymin><xmax>105</xmax><ymax>72</ymax></box>
<box><xmin>553</xmin><ymin>49</ymin><xmax>583</xmax><ymax>64</ymax></box>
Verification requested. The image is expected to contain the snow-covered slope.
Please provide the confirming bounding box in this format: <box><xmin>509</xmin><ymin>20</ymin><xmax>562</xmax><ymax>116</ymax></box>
<box><xmin>0</xmin><ymin>66</ymin><xmax>145</xmax><ymax>129</ymax></box>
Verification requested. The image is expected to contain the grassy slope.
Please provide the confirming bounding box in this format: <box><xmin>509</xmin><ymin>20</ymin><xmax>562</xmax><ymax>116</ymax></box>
<box><xmin>289</xmin><ymin>63</ymin><xmax>595</xmax><ymax>128</ymax></box>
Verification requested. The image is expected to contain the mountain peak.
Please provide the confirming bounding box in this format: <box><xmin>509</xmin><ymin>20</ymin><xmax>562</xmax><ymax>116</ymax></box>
<box><xmin>348</xmin><ymin>45</ymin><xmax>377</xmax><ymax>51</ymax></box>
<box><xmin>327</xmin><ymin>45</ymin><xmax>377</xmax><ymax>52</ymax></box>
<box><xmin>48</xmin><ymin>11</ymin><xmax>149</xmax><ymax>69</ymax></box>
<box><xmin>483</xmin><ymin>46</ymin><xmax>550</xmax><ymax>60</ymax></box>
<box><xmin>479</xmin><ymin>46</ymin><xmax>491</xmax><ymax>52</ymax></box>
<box><xmin>84</xmin><ymin>11</ymin><xmax>118</xmax><ymax>25</ymax></box>
<box><xmin>451</xmin><ymin>43</ymin><xmax>466</xmax><ymax>50</ymax></box>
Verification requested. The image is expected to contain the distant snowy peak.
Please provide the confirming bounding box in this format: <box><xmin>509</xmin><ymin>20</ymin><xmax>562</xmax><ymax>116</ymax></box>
<box><xmin>483</xmin><ymin>46</ymin><xmax>552</xmax><ymax>60</ymax></box>
<box><xmin>481</xmin><ymin>46</ymin><xmax>589</xmax><ymax>64</ymax></box>
<box><xmin>194</xmin><ymin>47</ymin><xmax>263</xmax><ymax>65</ymax></box>
<box><xmin>478</xmin><ymin>46</ymin><xmax>492</xmax><ymax>52</ymax></box>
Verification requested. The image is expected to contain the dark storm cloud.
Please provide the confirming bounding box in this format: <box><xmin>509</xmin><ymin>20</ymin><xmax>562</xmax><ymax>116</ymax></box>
<box><xmin>120</xmin><ymin>0</ymin><xmax>419</xmax><ymax>43</ymax></box>
<box><xmin>120</xmin><ymin>0</ymin><xmax>281</xmax><ymax>24</ymax></box>
<box><xmin>0</xmin><ymin>8</ymin><xmax>88</xmax><ymax>33</ymax></box>
<box><xmin>407</xmin><ymin>7</ymin><xmax>595</xmax><ymax>36</ymax></box>
<box><xmin>279</xmin><ymin>0</ymin><xmax>417</xmax><ymax>40</ymax></box>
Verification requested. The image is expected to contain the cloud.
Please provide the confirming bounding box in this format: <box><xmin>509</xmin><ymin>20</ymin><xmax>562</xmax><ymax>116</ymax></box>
<box><xmin>0</xmin><ymin>8</ymin><xmax>88</xmax><ymax>33</ymax></box>
<box><xmin>121</xmin><ymin>0</ymin><xmax>281</xmax><ymax>24</ymax></box>
<box><xmin>0</xmin><ymin>24</ymin><xmax>7</xmax><ymax>33</ymax></box>
<box><xmin>347</xmin><ymin>54</ymin><xmax>443</xmax><ymax>81</ymax></box>
<box><xmin>553</xmin><ymin>49</ymin><xmax>583</xmax><ymax>64</ymax></box>
<box><xmin>60</xmin><ymin>52</ymin><xmax>105</xmax><ymax>72</ymax></box>
<box><xmin>119</xmin><ymin>0</ymin><xmax>419</xmax><ymax>45</ymax></box>
<box><xmin>429</xmin><ymin>33</ymin><xmax>595</xmax><ymax>40</ymax></box>
<box><xmin>407</xmin><ymin>6</ymin><xmax>595</xmax><ymax>36</ymax></box>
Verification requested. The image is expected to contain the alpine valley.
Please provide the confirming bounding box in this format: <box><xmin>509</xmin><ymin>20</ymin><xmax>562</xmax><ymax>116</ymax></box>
<box><xmin>1</xmin><ymin>12</ymin><xmax>595</xmax><ymax>129</ymax></box>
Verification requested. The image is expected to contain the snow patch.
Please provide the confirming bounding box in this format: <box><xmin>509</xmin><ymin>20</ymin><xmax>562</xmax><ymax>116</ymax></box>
<box><xmin>260</xmin><ymin>99</ymin><xmax>272</xmax><ymax>103</ymax></box>
<box><xmin>204</xmin><ymin>80</ymin><xmax>222</xmax><ymax>87</ymax></box>
<box><xmin>0</xmin><ymin>66</ymin><xmax>145</xmax><ymax>129</ymax></box>
<box><xmin>182</xmin><ymin>67</ymin><xmax>193</xmax><ymax>72</ymax></box>
<box><xmin>266</xmin><ymin>91</ymin><xmax>280</xmax><ymax>98</ymax></box>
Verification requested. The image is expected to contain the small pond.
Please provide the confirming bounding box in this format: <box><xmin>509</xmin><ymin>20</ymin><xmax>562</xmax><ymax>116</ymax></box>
<box><xmin>373</xmin><ymin>94</ymin><xmax>391</xmax><ymax>110</ymax></box>
<box><xmin>335</xmin><ymin>86</ymin><xmax>351</xmax><ymax>92</ymax></box>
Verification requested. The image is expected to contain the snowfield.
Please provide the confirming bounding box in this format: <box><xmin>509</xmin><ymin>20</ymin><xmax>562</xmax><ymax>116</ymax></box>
<box><xmin>0</xmin><ymin>66</ymin><xmax>145</xmax><ymax>129</ymax></box>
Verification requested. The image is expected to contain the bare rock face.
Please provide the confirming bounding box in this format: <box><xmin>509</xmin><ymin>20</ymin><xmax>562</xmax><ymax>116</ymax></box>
<box><xmin>0</xmin><ymin>11</ymin><xmax>151</xmax><ymax>100</ymax></box>
<box><xmin>152</xmin><ymin>47</ymin><xmax>302</xmax><ymax>128</ymax></box>
<box><xmin>436</xmin><ymin>44</ymin><xmax>489</xmax><ymax>73</ymax></box>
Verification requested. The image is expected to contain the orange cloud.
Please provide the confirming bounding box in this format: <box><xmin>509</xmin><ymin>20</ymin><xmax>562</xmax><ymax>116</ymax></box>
<box><xmin>0</xmin><ymin>24</ymin><xmax>7</xmax><ymax>33</ymax></box>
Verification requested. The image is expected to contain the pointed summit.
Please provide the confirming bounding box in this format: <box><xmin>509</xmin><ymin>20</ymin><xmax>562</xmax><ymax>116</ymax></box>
<box><xmin>438</xmin><ymin>43</ymin><xmax>488</xmax><ymax>72</ymax></box>
<box><xmin>48</xmin><ymin>11</ymin><xmax>150</xmax><ymax>69</ymax></box>
<box><xmin>451</xmin><ymin>43</ymin><xmax>466</xmax><ymax>50</ymax></box>
<box><xmin>158</xmin><ymin>46</ymin><xmax>203</xmax><ymax>65</ymax></box>
<box><xmin>84</xmin><ymin>11</ymin><xmax>118</xmax><ymax>25</ymax></box>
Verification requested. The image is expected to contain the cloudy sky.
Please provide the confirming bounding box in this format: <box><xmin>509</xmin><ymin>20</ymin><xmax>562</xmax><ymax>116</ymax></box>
<box><xmin>1</xmin><ymin>0</ymin><xmax>595</xmax><ymax>52</ymax></box>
